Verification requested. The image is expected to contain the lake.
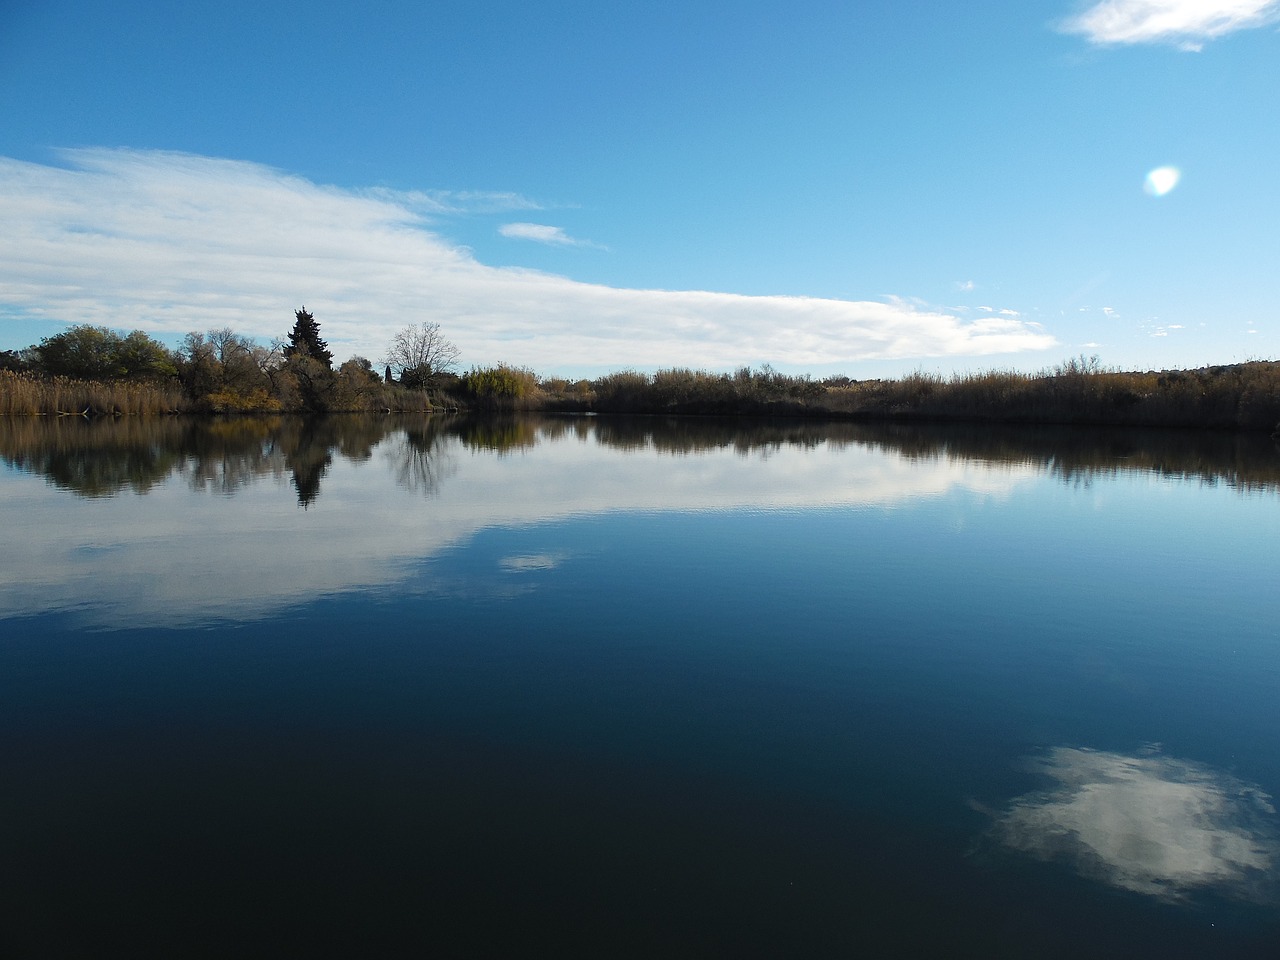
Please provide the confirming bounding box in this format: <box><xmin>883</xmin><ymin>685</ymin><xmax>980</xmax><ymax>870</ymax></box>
<box><xmin>1</xmin><ymin>414</ymin><xmax>1278</xmax><ymax>957</ymax></box>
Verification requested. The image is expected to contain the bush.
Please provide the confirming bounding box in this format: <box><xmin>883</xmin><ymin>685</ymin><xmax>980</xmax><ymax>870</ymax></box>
<box><xmin>32</xmin><ymin>325</ymin><xmax>177</xmax><ymax>382</ymax></box>
<box><xmin>461</xmin><ymin>365</ymin><xmax>542</xmax><ymax>411</ymax></box>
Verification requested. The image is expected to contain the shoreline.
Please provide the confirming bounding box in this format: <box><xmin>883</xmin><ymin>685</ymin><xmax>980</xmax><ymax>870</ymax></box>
<box><xmin>3</xmin><ymin>360</ymin><xmax>1279</xmax><ymax>435</ymax></box>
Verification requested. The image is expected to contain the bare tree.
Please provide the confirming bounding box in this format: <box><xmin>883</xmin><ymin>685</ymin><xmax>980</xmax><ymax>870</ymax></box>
<box><xmin>383</xmin><ymin>322</ymin><xmax>460</xmax><ymax>389</ymax></box>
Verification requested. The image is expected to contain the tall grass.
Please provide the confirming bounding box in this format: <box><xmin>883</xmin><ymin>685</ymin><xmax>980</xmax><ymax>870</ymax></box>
<box><xmin>0</xmin><ymin>369</ymin><xmax>445</xmax><ymax>417</ymax></box>
<box><xmin>7</xmin><ymin>357</ymin><xmax>1280</xmax><ymax>431</ymax></box>
<box><xmin>0</xmin><ymin>370</ymin><xmax>185</xmax><ymax>416</ymax></box>
<box><xmin>461</xmin><ymin>365</ymin><xmax>543</xmax><ymax>411</ymax></box>
<box><xmin>568</xmin><ymin>359</ymin><xmax>1280</xmax><ymax>430</ymax></box>
<box><xmin>815</xmin><ymin>360</ymin><xmax>1280</xmax><ymax>430</ymax></box>
<box><xmin>587</xmin><ymin>365</ymin><xmax>821</xmax><ymax>414</ymax></box>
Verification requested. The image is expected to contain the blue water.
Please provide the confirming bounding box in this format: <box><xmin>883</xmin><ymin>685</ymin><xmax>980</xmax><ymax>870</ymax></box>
<box><xmin>1</xmin><ymin>416</ymin><xmax>1278</xmax><ymax>956</ymax></box>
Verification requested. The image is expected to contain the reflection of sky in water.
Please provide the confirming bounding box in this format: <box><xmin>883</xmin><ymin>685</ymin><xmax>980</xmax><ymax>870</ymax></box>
<box><xmin>499</xmin><ymin>552</ymin><xmax>568</xmax><ymax>573</ymax></box>
<box><xmin>993</xmin><ymin>747</ymin><xmax>1278</xmax><ymax>903</ymax></box>
<box><xmin>0</xmin><ymin>432</ymin><xmax>1032</xmax><ymax>627</ymax></box>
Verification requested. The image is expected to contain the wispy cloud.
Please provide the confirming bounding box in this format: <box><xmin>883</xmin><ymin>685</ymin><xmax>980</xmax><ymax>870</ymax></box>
<box><xmin>0</xmin><ymin>148</ymin><xmax>1057</xmax><ymax>371</ymax></box>
<box><xmin>499</xmin><ymin>222</ymin><xmax>600</xmax><ymax>247</ymax></box>
<box><xmin>1060</xmin><ymin>0</ymin><xmax>1280</xmax><ymax>50</ymax></box>
<box><xmin>366</xmin><ymin>187</ymin><xmax>545</xmax><ymax>216</ymax></box>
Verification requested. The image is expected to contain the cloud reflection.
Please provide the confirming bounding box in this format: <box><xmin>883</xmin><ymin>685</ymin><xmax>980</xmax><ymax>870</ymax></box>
<box><xmin>0</xmin><ymin>419</ymin><xmax>1033</xmax><ymax>627</ymax></box>
<box><xmin>992</xmin><ymin>747</ymin><xmax>1278</xmax><ymax>902</ymax></box>
<box><xmin>500</xmin><ymin>553</ymin><xmax>568</xmax><ymax>573</ymax></box>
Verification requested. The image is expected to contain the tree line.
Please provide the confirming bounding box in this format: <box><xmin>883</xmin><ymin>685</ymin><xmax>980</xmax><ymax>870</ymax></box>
<box><xmin>0</xmin><ymin>310</ymin><xmax>462</xmax><ymax>415</ymax></box>
<box><xmin>3</xmin><ymin>313</ymin><xmax>1279</xmax><ymax>431</ymax></box>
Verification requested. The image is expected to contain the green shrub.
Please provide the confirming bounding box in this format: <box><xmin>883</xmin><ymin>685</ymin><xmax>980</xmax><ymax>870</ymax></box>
<box><xmin>462</xmin><ymin>365</ymin><xmax>541</xmax><ymax>411</ymax></box>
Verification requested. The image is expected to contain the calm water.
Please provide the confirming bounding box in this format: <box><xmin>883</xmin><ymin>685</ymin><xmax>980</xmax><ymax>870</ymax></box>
<box><xmin>2</xmin><ymin>414</ymin><xmax>1279</xmax><ymax>957</ymax></box>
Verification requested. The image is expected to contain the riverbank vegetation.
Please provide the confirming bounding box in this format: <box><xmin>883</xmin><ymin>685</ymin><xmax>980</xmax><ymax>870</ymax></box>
<box><xmin>0</xmin><ymin>311</ymin><xmax>450</xmax><ymax>417</ymax></box>
<box><xmin>469</xmin><ymin>357</ymin><xmax>1280</xmax><ymax>433</ymax></box>
<box><xmin>2</xmin><ymin>312</ymin><xmax>1278</xmax><ymax>432</ymax></box>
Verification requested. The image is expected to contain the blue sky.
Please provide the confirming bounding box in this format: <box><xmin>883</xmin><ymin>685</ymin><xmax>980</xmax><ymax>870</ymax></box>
<box><xmin>1</xmin><ymin>0</ymin><xmax>1277</xmax><ymax>377</ymax></box>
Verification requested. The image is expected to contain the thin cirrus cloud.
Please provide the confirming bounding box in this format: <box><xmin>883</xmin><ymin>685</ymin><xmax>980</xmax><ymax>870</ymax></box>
<box><xmin>367</xmin><ymin>187</ymin><xmax>546</xmax><ymax>217</ymax></box>
<box><xmin>498</xmin><ymin>221</ymin><xmax>600</xmax><ymax>248</ymax></box>
<box><xmin>1060</xmin><ymin>0</ymin><xmax>1280</xmax><ymax>49</ymax></box>
<box><xmin>0</xmin><ymin>148</ymin><xmax>1057</xmax><ymax>371</ymax></box>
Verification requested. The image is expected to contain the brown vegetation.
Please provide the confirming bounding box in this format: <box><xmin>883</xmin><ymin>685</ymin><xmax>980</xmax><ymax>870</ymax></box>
<box><xmin>2</xmin><ymin>318</ymin><xmax>455</xmax><ymax>418</ymax></box>
<box><xmin>0</xmin><ymin>369</ymin><xmax>185</xmax><ymax>416</ymax></box>
<box><xmin>812</xmin><ymin>358</ymin><xmax>1280</xmax><ymax>430</ymax></box>
<box><xmin>4</xmin><ymin>314</ymin><xmax>1277</xmax><ymax>432</ymax></box>
<box><xmin>574</xmin><ymin>365</ymin><xmax>820</xmax><ymax>416</ymax></box>
<box><xmin>533</xmin><ymin>358</ymin><xmax>1280</xmax><ymax>432</ymax></box>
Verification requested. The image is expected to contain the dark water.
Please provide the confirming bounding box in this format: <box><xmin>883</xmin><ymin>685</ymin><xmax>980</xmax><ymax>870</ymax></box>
<box><xmin>2</xmin><ymin>414</ymin><xmax>1279</xmax><ymax>957</ymax></box>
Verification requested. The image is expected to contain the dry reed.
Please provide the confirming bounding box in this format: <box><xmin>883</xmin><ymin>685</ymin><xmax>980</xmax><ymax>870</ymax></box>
<box><xmin>0</xmin><ymin>370</ymin><xmax>185</xmax><ymax>417</ymax></box>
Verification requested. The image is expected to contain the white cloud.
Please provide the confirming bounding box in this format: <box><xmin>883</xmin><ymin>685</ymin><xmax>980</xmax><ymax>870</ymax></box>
<box><xmin>956</xmin><ymin>279</ymin><xmax>975</xmax><ymax>292</ymax></box>
<box><xmin>0</xmin><ymin>148</ymin><xmax>1057</xmax><ymax>371</ymax></box>
<box><xmin>1144</xmin><ymin>165</ymin><xmax>1182</xmax><ymax>195</ymax></box>
<box><xmin>498</xmin><ymin>222</ymin><xmax>598</xmax><ymax>247</ymax></box>
<box><xmin>1060</xmin><ymin>0</ymin><xmax>1280</xmax><ymax>49</ymax></box>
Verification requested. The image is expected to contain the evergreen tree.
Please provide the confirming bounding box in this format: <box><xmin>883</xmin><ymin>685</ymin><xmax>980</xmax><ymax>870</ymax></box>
<box><xmin>285</xmin><ymin>307</ymin><xmax>333</xmax><ymax>370</ymax></box>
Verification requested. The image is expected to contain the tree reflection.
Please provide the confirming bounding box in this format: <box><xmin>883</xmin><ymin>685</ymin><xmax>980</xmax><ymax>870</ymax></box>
<box><xmin>454</xmin><ymin>416</ymin><xmax>541</xmax><ymax>453</ymax></box>
<box><xmin>0</xmin><ymin>415</ymin><xmax>400</xmax><ymax>504</ymax></box>
<box><xmin>3</xmin><ymin>414</ymin><xmax>1280</xmax><ymax>501</ymax></box>
<box><xmin>384</xmin><ymin>415</ymin><xmax>456</xmax><ymax>496</ymax></box>
<box><xmin>0</xmin><ymin>416</ymin><xmax>186</xmax><ymax>497</ymax></box>
<box><xmin>282</xmin><ymin>419</ymin><xmax>332</xmax><ymax>507</ymax></box>
<box><xmin>181</xmin><ymin>417</ymin><xmax>287</xmax><ymax>495</ymax></box>
<box><xmin>585</xmin><ymin>416</ymin><xmax>1280</xmax><ymax>492</ymax></box>
<box><xmin>272</xmin><ymin>416</ymin><xmax>404</xmax><ymax>507</ymax></box>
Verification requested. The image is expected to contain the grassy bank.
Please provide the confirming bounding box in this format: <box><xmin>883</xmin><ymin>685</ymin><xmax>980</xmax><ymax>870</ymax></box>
<box><xmin>0</xmin><ymin>369</ymin><xmax>445</xmax><ymax>417</ymax></box>
<box><xmin>5</xmin><ymin>359</ymin><xmax>1280</xmax><ymax>433</ymax></box>
<box><xmin>0</xmin><ymin>370</ymin><xmax>186</xmax><ymax>416</ymax></box>
<box><xmin>815</xmin><ymin>359</ymin><xmax>1280</xmax><ymax>431</ymax></box>
<box><xmin>536</xmin><ymin>359</ymin><xmax>1280</xmax><ymax>433</ymax></box>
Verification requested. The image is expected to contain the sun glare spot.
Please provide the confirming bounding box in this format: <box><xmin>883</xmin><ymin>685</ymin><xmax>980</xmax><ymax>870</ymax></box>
<box><xmin>1144</xmin><ymin>166</ymin><xmax>1181</xmax><ymax>197</ymax></box>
